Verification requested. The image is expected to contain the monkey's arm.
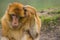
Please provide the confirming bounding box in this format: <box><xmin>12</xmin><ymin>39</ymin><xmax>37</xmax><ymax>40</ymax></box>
<box><xmin>1</xmin><ymin>16</ymin><xmax>9</xmax><ymax>40</ymax></box>
<box><xmin>1</xmin><ymin>37</ymin><xmax>9</xmax><ymax>40</ymax></box>
<box><xmin>24</xmin><ymin>5</ymin><xmax>41</xmax><ymax>40</ymax></box>
<box><xmin>29</xmin><ymin>15</ymin><xmax>41</xmax><ymax>40</ymax></box>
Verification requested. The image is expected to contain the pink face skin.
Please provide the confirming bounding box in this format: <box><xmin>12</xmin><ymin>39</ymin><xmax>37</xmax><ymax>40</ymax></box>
<box><xmin>11</xmin><ymin>15</ymin><xmax>19</xmax><ymax>28</ymax></box>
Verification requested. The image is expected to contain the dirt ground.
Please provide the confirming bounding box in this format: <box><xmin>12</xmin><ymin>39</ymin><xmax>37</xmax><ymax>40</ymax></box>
<box><xmin>40</xmin><ymin>32</ymin><xmax>60</xmax><ymax>40</ymax></box>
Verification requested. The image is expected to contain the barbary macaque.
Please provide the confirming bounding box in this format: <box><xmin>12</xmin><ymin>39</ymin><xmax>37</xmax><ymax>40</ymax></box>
<box><xmin>1</xmin><ymin>2</ymin><xmax>41</xmax><ymax>40</ymax></box>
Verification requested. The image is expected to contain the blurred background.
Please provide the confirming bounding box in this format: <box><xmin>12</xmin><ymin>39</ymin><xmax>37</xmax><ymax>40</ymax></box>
<box><xmin>0</xmin><ymin>0</ymin><xmax>60</xmax><ymax>40</ymax></box>
<box><xmin>0</xmin><ymin>0</ymin><xmax>60</xmax><ymax>18</ymax></box>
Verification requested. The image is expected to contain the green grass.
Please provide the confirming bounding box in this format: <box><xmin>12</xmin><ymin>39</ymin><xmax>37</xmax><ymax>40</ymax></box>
<box><xmin>40</xmin><ymin>11</ymin><xmax>60</xmax><ymax>32</ymax></box>
<box><xmin>40</xmin><ymin>14</ymin><xmax>60</xmax><ymax>23</ymax></box>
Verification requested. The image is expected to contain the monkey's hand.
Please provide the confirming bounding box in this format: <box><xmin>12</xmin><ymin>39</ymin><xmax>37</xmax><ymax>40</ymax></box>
<box><xmin>1</xmin><ymin>37</ymin><xmax>9</xmax><ymax>40</ymax></box>
<box><xmin>29</xmin><ymin>17</ymin><xmax>41</xmax><ymax>40</ymax></box>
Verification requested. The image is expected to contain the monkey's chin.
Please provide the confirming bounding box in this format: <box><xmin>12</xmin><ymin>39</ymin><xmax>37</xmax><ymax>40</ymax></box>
<box><xmin>10</xmin><ymin>25</ymin><xmax>22</xmax><ymax>30</ymax></box>
<box><xmin>12</xmin><ymin>26</ymin><xmax>18</xmax><ymax>29</ymax></box>
<box><xmin>10</xmin><ymin>26</ymin><xmax>20</xmax><ymax>30</ymax></box>
<box><xmin>8</xmin><ymin>25</ymin><xmax>19</xmax><ymax>30</ymax></box>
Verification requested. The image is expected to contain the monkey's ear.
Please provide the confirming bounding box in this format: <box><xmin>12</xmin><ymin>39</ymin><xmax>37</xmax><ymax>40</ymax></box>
<box><xmin>8</xmin><ymin>2</ymin><xmax>18</xmax><ymax>7</ymax></box>
<box><xmin>23</xmin><ymin>5</ymin><xmax>37</xmax><ymax>16</ymax></box>
<box><xmin>8</xmin><ymin>3</ymin><xmax>13</xmax><ymax>8</ymax></box>
<box><xmin>9</xmin><ymin>3</ymin><xmax>12</xmax><ymax>7</ymax></box>
<box><xmin>7</xmin><ymin>3</ymin><xmax>12</xmax><ymax>11</ymax></box>
<box><xmin>7</xmin><ymin>2</ymin><xmax>19</xmax><ymax>9</ymax></box>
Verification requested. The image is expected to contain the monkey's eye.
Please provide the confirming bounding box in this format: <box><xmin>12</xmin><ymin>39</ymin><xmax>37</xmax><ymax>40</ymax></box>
<box><xmin>19</xmin><ymin>16</ymin><xmax>25</xmax><ymax>20</ymax></box>
<box><xmin>10</xmin><ymin>14</ymin><xmax>16</xmax><ymax>16</ymax></box>
<box><xmin>19</xmin><ymin>17</ymin><xmax>24</xmax><ymax>19</ymax></box>
<box><xmin>9</xmin><ymin>14</ymin><xmax>16</xmax><ymax>19</ymax></box>
<box><xmin>23</xmin><ymin>8</ymin><xmax>27</xmax><ymax>16</ymax></box>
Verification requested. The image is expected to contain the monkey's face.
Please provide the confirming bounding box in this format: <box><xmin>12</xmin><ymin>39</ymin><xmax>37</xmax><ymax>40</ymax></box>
<box><xmin>7</xmin><ymin>3</ymin><xmax>27</xmax><ymax>29</ymax></box>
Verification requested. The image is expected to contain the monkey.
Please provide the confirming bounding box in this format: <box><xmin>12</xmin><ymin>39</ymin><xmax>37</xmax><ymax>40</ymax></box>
<box><xmin>23</xmin><ymin>5</ymin><xmax>41</xmax><ymax>40</ymax></box>
<box><xmin>1</xmin><ymin>2</ymin><xmax>41</xmax><ymax>40</ymax></box>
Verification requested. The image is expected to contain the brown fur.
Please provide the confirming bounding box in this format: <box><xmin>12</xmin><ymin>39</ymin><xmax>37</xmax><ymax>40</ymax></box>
<box><xmin>1</xmin><ymin>2</ymin><xmax>41</xmax><ymax>40</ymax></box>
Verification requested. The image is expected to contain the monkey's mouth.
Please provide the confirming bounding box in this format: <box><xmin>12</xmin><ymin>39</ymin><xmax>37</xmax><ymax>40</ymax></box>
<box><xmin>12</xmin><ymin>23</ymin><xmax>19</xmax><ymax>29</ymax></box>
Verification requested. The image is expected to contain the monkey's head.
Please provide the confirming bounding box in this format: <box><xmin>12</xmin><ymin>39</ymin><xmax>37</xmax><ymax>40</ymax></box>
<box><xmin>6</xmin><ymin>2</ymin><xmax>36</xmax><ymax>29</ymax></box>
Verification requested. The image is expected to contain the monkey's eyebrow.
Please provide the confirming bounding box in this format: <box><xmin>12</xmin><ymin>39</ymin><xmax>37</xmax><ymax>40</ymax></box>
<box><xmin>12</xmin><ymin>14</ymin><xmax>16</xmax><ymax>16</ymax></box>
<box><xmin>10</xmin><ymin>14</ymin><xmax>16</xmax><ymax>16</ymax></box>
<box><xmin>14</xmin><ymin>8</ymin><xmax>20</xmax><ymax>11</ymax></box>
